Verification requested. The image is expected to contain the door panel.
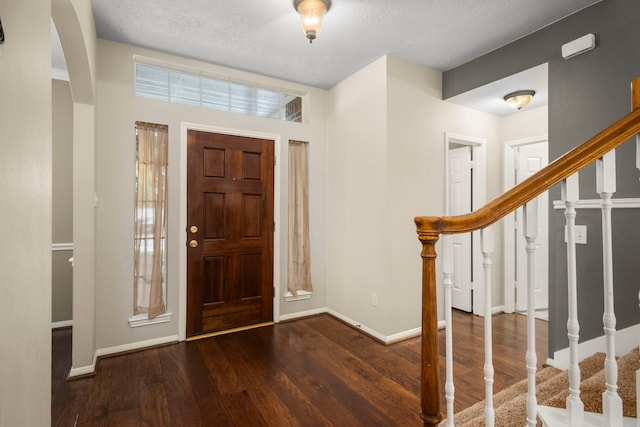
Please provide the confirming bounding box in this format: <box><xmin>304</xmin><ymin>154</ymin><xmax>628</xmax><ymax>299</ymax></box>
<box><xmin>515</xmin><ymin>142</ymin><xmax>548</xmax><ymax>311</ymax></box>
<box><xmin>187</xmin><ymin>130</ymin><xmax>274</xmax><ymax>337</ymax></box>
<box><xmin>449</xmin><ymin>146</ymin><xmax>472</xmax><ymax>312</ymax></box>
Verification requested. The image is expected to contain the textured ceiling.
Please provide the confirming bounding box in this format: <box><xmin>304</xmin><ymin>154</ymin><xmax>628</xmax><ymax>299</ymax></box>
<box><xmin>90</xmin><ymin>0</ymin><xmax>601</xmax><ymax>90</ymax></box>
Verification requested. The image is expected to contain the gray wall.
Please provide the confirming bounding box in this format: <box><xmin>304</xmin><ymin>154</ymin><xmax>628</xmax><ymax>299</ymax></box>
<box><xmin>52</xmin><ymin>79</ymin><xmax>74</xmax><ymax>323</ymax></box>
<box><xmin>443</xmin><ymin>0</ymin><xmax>640</xmax><ymax>355</ymax></box>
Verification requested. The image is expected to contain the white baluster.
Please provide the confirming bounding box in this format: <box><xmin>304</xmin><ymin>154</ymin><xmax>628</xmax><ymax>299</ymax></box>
<box><xmin>597</xmin><ymin>151</ymin><xmax>623</xmax><ymax>426</ymax></box>
<box><xmin>442</xmin><ymin>234</ymin><xmax>455</xmax><ymax>426</ymax></box>
<box><xmin>481</xmin><ymin>228</ymin><xmax>495</xmax><ymax>427</ymax></box>
<box><xmin>524</xmin><ymin>200</ymin><xmax>539</xmax><ymax>427</ymax></box>
<box><xmin>562</xmin><ymin>174</ymin><xmax>584</xmax><ymax>426</ymax></box>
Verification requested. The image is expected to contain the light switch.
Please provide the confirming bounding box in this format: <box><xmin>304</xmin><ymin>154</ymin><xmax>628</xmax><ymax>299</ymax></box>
<box><xmin>564</xmin><ymin>225</ymin><xmax>587</xmax><ymax>244</ymax></box>
<box><xmin>575</xmin><ymin>225</ymin><xmax>587</xmax><ymax>244</ymax></box>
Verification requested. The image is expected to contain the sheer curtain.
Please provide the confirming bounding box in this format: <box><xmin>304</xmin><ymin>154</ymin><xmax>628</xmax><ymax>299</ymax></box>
<box><xmin>134</xmin><ymin>122</ymin><xmax>168</xmax><ymax>319</ymax></box>
<box><xmin>288</xmin><ymin>140</ymin><xmax>313</xmax><ymax>296</ymax></box>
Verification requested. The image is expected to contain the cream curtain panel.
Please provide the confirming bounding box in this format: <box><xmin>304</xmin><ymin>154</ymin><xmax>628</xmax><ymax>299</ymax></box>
<box><xmin>134</xmin><ymin>122</ymin><xmax>168</xmax><ymax>319</ymax></box>
<box><xmin>288</xmin><ymin>140</ymin><xmax>313</xmax><ymax>296</ymax></box>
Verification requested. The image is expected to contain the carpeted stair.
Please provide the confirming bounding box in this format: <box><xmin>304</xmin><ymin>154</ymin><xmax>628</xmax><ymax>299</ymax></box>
<box><xmin>442</xmin><ymin>348</ymin><xmax>638</xmax><ymax>426</ymax></box>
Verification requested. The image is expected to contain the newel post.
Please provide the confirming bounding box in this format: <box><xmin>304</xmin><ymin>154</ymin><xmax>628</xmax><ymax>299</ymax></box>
<box><xmin>418</xmin><ymin>231</ymin><xmax>443</xmax><ymax>427</ymax></box>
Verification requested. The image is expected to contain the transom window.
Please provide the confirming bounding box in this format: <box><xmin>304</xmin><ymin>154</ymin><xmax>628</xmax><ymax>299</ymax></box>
<box><xmin>135</xmin><ymin>63</ymin><xmax>303</xmax><ymax>122</ymax></box>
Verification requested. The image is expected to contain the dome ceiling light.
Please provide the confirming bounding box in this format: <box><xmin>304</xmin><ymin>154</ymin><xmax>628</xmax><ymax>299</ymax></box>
<box><xmin>504</xmin><ymin>90</ymin><xmax>536</xmax><ymax>110</ymax></box>
<box><xmin>293</xmin><ymin>0</ymin><xmax>331</xmax><ymax>43</ymax></box>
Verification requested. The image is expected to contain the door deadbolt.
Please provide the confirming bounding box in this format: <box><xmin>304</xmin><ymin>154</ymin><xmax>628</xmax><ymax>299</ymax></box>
<box><xmin>189</xmin><ymin>240</ymin><xmax>198</xmax><ymax>248</ymax></box>
<box><xmin>189</xmin><ymin>225</ymin><xmax>198</xmax><ymax>233</ymax></box>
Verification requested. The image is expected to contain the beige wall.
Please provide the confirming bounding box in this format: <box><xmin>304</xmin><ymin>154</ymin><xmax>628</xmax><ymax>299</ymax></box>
<box><xmin>52</xmin><ymin>0</ymin><xmax>99</xmax><ymax>373</ymax></box>
<box><xmin>94</xmin><ymin>39</ymin><xmax>329</xmax><ymax>349</ymax></box>
<box><xmin>52</xmin><ymin>79</ymin><xmax>74</xmax><ymax>323</ymax></box>
<box><xmin>500</xmin><ymin>105</ymin><xmax>548</xmax><ymax>143</ymax></box>
<box><xmin>80</xmin><ymin>35</ymin><xmax>547</xmax><ymax>357</ymax></box>
<box><xmin>0</xmin><ymin>0</ymin><xmax>52</xmax><ymax>424</ymax></box>
<box><xmin>387</xmin><ymin>57</ymin><xmax>504</xmax><ymax>326</ymax></box>
<box><xmin>327</xmin><ymin>56</ymin><xmax>389</xmax><ymax>331</ymax></box>
<box><xmin>327</xmin><ymin>56</ymin><xmax>504</xmax><ymax>336</ymax></box>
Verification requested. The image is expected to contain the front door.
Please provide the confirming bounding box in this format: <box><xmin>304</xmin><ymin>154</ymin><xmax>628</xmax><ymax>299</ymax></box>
<box><xmin>186</xmin><ymin>130</ymin><xmax>274</xmax><ymax>337</ymax></box>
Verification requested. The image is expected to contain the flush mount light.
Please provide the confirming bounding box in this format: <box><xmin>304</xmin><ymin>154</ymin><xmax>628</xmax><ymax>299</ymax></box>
<box><xmin>293</xmin><ymin>0</ymin><xmax>331</xmax><ymax>43</ymax></box>
<box><xmin>504</xmin><ymin>90</ymin><xmax>536</xmax><ymax>110</ymax></box>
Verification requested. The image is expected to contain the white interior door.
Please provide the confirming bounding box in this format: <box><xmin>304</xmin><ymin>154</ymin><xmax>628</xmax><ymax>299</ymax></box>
<box><xmin>449</xmin><ymin>146</ymin><xmax>473</xmax><ymax>312</ymax></box>
<box><xmin>514</xmin><ymin>142</ymin><xmax>548</xmax><ymax>312</ymax></box>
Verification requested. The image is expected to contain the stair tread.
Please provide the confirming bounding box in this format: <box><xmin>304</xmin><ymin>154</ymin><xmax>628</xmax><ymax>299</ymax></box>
<box><xmin>538</xmin><ymin>406</ymin><xmax>636</xmax><ymax>427</ymax></box>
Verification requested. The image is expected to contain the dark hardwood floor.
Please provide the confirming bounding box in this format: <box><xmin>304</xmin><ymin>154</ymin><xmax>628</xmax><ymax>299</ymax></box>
<box><xmin>52</xmin><ymin>311</ymin><xmax>547</xmax><ymax>426</ymax></box>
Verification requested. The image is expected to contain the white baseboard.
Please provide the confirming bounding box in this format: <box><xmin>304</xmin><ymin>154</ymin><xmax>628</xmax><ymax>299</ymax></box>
<box><xmin>492</xmin><ymin>305</ymin><xmax>505</xmax><ymax>315</ymax></box>
<box><xmin>326</xmin><ymin>309</ymin><xmax>388</xmax><ymax>343</ymax></box>
<box><xmin>68</xmin><ymin>334</ymin><xmax>180</xmax><ymax>378</ymax></box>
<box><xmin>280</xmin><ymin>306</ymin><xmax>443</xmax><ymax>344</ymax></box>
<box><xmin>278</xmin><ymin>307</ymin><xmax>328</xmax><ymax>322</ymax></box>
<box><xmin>52</xmin><ymin>320</ymin><xmax>73</xmax><ymax>329</ymax></box>
<box><xmin>95</xmin><ymin>335</ymin><xmax>180</xmax><ymax>359</ymax></box>
<box><xmin>548</xmin><ymin>323</ymin><xmax>640</xmax><ymax>370</ymax></box>
<box><xmin>387</xmin><ymin>326</ymin><xmax>422</xmax><ymax>344</ymax></box>
<box><xmin>68</xmin><ymin>353</ymin><xmax>97</xmax><ymax>378</ymax></box>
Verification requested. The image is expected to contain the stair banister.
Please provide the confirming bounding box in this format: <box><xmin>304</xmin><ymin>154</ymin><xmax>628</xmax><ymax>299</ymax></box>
<box><xmin>414</xmin><ymin>78</ymin><xmax>640</xmax><ymax>427</ymax></box>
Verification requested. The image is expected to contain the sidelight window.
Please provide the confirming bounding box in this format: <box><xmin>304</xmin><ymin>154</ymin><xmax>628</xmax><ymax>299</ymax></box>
<box><xmin>133</xmin><ymin>122</ymin><xmax>168</xmax><ymax>321</ymax></box>
<box><xmin>286</xmin><ymin>140</ymin><xmax>313</xmax><ymax>299</ymax></box>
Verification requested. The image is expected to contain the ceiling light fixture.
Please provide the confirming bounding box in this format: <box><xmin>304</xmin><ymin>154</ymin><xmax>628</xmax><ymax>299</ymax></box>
<box><xmin>293</xmin><ymin>0</ymin><xmax>331</xmax><ymax>44</ymax></box>
<box><xmin>504</xmin><ymin>90</ymin><xmax>536</xmax><ymax>110</ymax></box>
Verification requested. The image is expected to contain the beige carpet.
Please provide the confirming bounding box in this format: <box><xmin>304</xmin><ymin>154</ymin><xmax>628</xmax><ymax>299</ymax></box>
<box><xmin>442</xmin><ymin>348</ymin><xmax>638</xmax><ymax>426</ymax></box>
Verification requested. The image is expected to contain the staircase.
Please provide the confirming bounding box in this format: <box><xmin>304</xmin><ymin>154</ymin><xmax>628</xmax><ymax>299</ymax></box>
<box><xmin>448</xmin><ymin>349</ymin><xmax>638</xmax><ymax>426</ymax></box>
<box><xmin>414</xmin><ymin>78</ymin><xmax>640</xmax><ymax>427</ymax></box>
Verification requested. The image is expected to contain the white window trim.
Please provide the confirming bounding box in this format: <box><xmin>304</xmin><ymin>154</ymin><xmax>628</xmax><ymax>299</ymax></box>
<box><xmin>128</xmin><ymin>312</ymin><xmax>173</xmax><ymax>328</ymax></box>
<box><xmin>284</xmin><ymin>290</ymin><xmax>313</xmax><ymax>302</ymax></box>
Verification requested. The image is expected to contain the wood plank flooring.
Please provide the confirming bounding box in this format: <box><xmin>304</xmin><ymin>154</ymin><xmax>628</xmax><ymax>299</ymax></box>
<box><xmin>52</xmin><ymin>311</ymin><xmax>547</xmax><ymax>426</ymax></box>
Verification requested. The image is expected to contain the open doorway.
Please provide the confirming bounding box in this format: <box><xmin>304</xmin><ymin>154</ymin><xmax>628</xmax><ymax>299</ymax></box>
<box><xmin>51</xmin><ymin>22</ymin><xmax>74</xmax><ymax>330</ymax></box>
<box><xmin>444</xmin><ymin>133</ymin><xmax>486</xmax><ymax>316</ymax></box>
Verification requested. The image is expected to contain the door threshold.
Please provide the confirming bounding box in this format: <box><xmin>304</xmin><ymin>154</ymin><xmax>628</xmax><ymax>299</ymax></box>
<box><xmin>186</xmin><ymin>321</ymin><xmax>274</xmax><ymax>341</ymax></box>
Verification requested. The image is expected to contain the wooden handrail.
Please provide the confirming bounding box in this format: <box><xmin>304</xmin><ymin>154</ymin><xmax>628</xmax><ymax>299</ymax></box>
<box><xmin>414</xmin><ymin>77</ymin><xmax>640</xmax><ymax>427</ymax></box>
<box><xmin>415</xmin><ymin>107</ymin><xmax>640</xmax><ymax>236</ymax></box>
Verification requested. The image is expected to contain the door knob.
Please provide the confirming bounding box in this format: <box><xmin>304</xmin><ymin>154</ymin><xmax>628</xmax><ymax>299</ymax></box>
<box><xmin>189</xmin><ymin>225</ymin><xmax>198</xmax><ymax>233</ymax></box>
<box><xmin>189</xmin><ymin>240</ymin><xmax>198</xmax><ymax>248</ymax></box>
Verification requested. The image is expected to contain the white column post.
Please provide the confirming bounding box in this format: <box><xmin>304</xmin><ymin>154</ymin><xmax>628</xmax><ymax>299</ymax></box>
<box><xmin>442</xmin><ymin>234</ymin><xmax>455</xmax><ymax>426</ymax></box>
<box><xmin>597</xmin><ymin>151</ymin><xmax>623</xmax><ymax>426</ymax></box>
<box><xmin>561</xmin><ymin>174</ymin><xmax>584</xmax><ymax>426</ymax></box>
<box><xmin>481</xmin><ymin>228</ymin><xmax>495</xmax><ymax>427</ymax></box>
<box><xmin>524</xmin><ymin>200</ymin><xmax>539</xmax><ymax>427</ymax></box>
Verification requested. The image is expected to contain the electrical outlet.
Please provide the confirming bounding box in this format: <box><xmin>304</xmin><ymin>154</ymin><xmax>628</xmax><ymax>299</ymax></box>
<box><xmin>371</xmin><ymin>293</ymin><xmax>378</xmax><ymax>307</ymax></box>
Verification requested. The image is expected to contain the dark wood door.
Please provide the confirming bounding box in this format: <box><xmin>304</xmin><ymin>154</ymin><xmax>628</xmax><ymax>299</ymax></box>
<box><xmin>186</xmin><ymin>130</ymin><xmax>274</xmax><ymax>337</ymax></box>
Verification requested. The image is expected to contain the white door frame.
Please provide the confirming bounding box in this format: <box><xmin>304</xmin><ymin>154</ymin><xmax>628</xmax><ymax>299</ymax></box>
<box><xmin>502</xmin><ymin>135</ymin><xmax>548</xmax><ymax>313</ymax></box>
<box><xmin>178</xmin><ymin>122</ymin><xmax>282</xmax><ymax>341</ymax></box>
<box><xmin>444</xmin><ymin>132</ymin><xmax>486</xmax><ymax>316</ymax></box>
